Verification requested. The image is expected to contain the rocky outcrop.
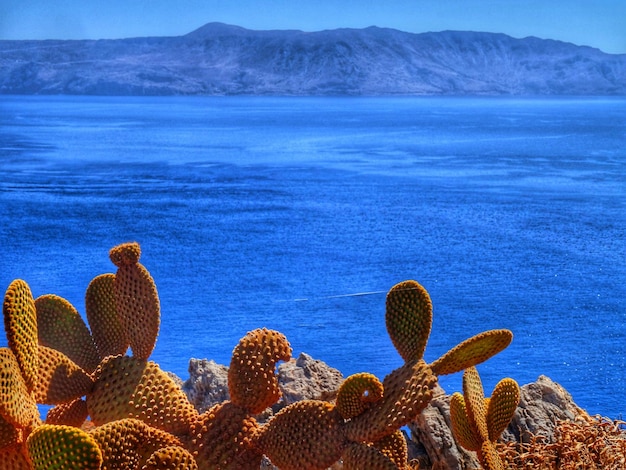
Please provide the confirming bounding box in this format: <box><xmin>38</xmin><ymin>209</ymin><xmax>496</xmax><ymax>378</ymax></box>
<box><xmin>181</xmin><ymin>354</ymin><xmax>590</xmax><ymax>470</ymax></box>
<box><xmin>2</xmin><ymin>23</ymin><xmax>625</xmax><ymax>96</ymax></box>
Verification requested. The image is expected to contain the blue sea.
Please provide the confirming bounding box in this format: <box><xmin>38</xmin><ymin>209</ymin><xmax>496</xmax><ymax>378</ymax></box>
<box><xmin>1</xmin><ymin>95</ymin><xmax>625</xmax><ymax>418</ymax></box>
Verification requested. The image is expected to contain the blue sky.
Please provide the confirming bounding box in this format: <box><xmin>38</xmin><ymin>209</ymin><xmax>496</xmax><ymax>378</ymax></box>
<box><xmin>1</xmin><ymin>0</ymin><xmax>625</xmax><ymax>53</ymax></box>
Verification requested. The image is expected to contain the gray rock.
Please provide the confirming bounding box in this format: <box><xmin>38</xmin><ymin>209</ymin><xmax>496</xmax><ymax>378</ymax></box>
<box><xmin>181</xmin><ymin>358</ymin><xmax>230</xmax><ymax>413</ymax></box>
<box><xmin>409</xmin><ymin>385</ymin><xmax>481</xmax><ymax>470</ymax></box>
<box><xmin>277</xmin><ymin>352</ymin><xmax>344</xmax><ymax>405</ymax></box>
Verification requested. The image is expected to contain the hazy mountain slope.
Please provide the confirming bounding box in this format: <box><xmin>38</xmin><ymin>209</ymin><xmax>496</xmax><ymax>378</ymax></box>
<box><xmin>1</xmin><ymin>23</ymin><xmax>625</xmax><ymax>95</ymax></box>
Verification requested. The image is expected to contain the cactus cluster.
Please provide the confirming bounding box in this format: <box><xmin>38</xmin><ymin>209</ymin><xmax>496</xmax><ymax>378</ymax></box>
<box><xmin>1</xmin><ymin>243</ymin><xmax>518</xmax><ymax>469</ymax></box>
<box><xmin>450</xmin><ymin>367</ymin><xmax>521</xmax><ymax>470</ymax></box>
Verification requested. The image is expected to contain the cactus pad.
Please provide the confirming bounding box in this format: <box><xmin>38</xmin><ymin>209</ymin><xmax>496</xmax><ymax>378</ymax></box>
<box><xmin>0</xmin><ymin>446</ymin><xmax>32</xmax><ymax>470</ymax></box>
<box><xmin>385</xmin><ymin>280</ymin><xmax>432</xmax><ymax>363</ymax></box>
<box><xmin>345</xmin><ymin>359</ymin><xmax>437</xmax><ymax>443</ymax></box>
<box><xmin>336</xmin><ymin>372</ymin><xmax>384</xmax><ymax>420</ymax></box>
<box><xmin>450</xmin><ymin>392</ymin><xmax>481</xmax><ymax>452</ymax></box>
<box><xmin>45</xmin><ymin>398</ymin><xmax>89</xmax><ymax>428</ymax></box>
<box><xmin>109</xmin><ymin>242</ymin><xmax>142</xmax><ymax>266</ymax></box>
<box><xmin>0</xmin><ymin>348</ymin><xmax>40</xmax><ymax>430</ymax></box>
<box><xmin>35</xmin><ymin>345</ymin><xmax>94</xmax><ymax>405</ymax></box>
<box><xmin>91</xmin><ymin>418</ymin><xmax>184</xmax><ymax>470</ymax></box>
<box><xmin>342</xmin><ymin>442</ymin><xmax>399</xmax><ymax>470</ymax></box>
<box><xmin>429</xmin><ymin>329</ymin><xmax>513</xmax><ymax>376</ymax></box>
<box><xmin>86</xmin><ymin>273</ymin><xmax>129</xmax><ymax>359</ymax></box>
<box><xmin>258</xmin><ymin>400</ymin><xmax>347</xmax><ymax>470</ymax></box>
<box><xmin>487</xmin><ymin>377</ymin><xmax>521</xmax><ymax>442</ymax></box>
<box><xmin>3</xmin><ymin>279</ymin><xmax>38</xmax><ymax>392</ymax></box>
<box><xmin>143</xmin><ymin>446</ymin><xmax>198</xmax><ymax>470</ymax></box>
<box><xmin>88</xmin><ymin>354</ymin><xmax>198</xmax><ymax>435</ymax></box>
<box><xmin>188</xmin><ymin>401</ymin><xmax>262</xmax><ymax>469</ymax></box>
<box><xmin>110</xmin><ymin>243</ymin><xmax>160</xmax><ymax>360</ymax></box>
<box><xmin>35</xmin><ymin>294</ymin><xmax>100</xmax><ymax>373</ymax></box>
<box><xmin>228</xmin><ymin>328</ymin><xmax>292</xmax><ymax>414</ymax></box>
<box><xmin>26</xmin><ymin>424</ymin><xmax>103</xmax><ymax>470</ymax></box>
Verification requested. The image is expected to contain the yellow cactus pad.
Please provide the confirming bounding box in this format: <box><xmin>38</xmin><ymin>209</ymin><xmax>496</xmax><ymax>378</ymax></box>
<box><xmin>142</xmin><ymin>446</ymin><xmax>198</xmax><ymax>470</ymax></box>
<box><xmin>0</xmin><ymin>446</ymin><xmax>31</xmax><ymax>470</ymax></box>
<box><xmin>486</xmin><ymin>378</ymin><xmax>520</xmax><ymax>442</ymax></box>
<box><xmin>91</xmin><ymin>418</ymin><xmax>183</xmax><ymax>470</ymax></box>
<box><xmin>35</xmin><ymin>345</ymin><xmax>94</xmax><ymax>405</ymax></box>
<box><xmin>27</xmin><ymin>424</ymin><xmax>103</xmax><ymax>470</ymax></box>
<box><xmin>336</xmin><ymin>372</ymin><xmax>384</xmax><ymax>420</ymax></box>
<box><xmin>35</xmin><ymin>294</ymin><xmax>100</xmax><ymax>373</ymax></box>
<box><xmin>372</xmin><ymin>430</ymin><xmax>409</xmax><ymax>469</ymax></box>
<box><xmin>257</xmin><ymin>400</ymin><xmax>347</xmax><ymax>470</ymax></box>
<box><xmin>429</xmin><ymin>329</ymin><xmax>513</xmax><ymax>376</ymax></box>
<box><xmin>228</xmin><ymin>328</ymin><xmax>292</xmax><ymax>414</ymax></box>
<box><xmin>88</xmin><ymin>355</ymin><xmax>198</xmax><ymax>436</ymax></box>
<box><xmin>45</xmin><ymin>398</ymin><xmax>89</xmax><ymax>428</ymax></box>
<box><xmin>109</xmin><ymin>241</ymin><xmax>142</xmax><ymax>266</ymax></box>
<box><xmin>462</xmin><ymin>367</ymin><xmax>489</xmax><ymax>442</ymax></box>
<box><xmin>479</xmin><ymin>441</ymin><xmax>505</xmax><ymax>470</ymax></box>
<box><xmin>385</xmin><ymin>280</ymin><xmax>432</xmax><ymax>363</ymax></box>
<box><xmin>86</xmin><ymin>273</ymin><xmax>129</xmax><ymax>359</ymax></box>
<box><xmin>449</xmin><ymin>392</ymin><xmax>481</xmax><ymax>452</ymax></box>
<box><xmin>188</xmin><ymin>401</ymin><xmax>262</xmax><ymax>470</ymax></box>
<box><xmin>345</xmin><ymin>360</ymin><xmax>437</xmax><ymax>443</ymax></box>
<box><xmin>0</xmin><ymin>348</ymin><xmax>40</xmax><ymax>430</ymax></box>
<box><xmin>111</xmin><ymin>243</ymin><xmax>160</xmax><ymax>361</ymax></box>
<box><xmin>3</xmin><ymin>279</ymin><xmax>38</xmax><ymax>392</ymax></box>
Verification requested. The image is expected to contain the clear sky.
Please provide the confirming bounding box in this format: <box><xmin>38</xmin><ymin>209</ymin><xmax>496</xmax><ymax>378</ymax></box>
<box><xmin>1</xmin><ymin>0</ymin><xmax>625</xmax><ymax>54</ymax></box>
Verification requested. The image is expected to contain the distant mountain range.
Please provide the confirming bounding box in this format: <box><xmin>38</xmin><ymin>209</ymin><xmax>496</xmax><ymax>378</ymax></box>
<box><xmin>1</xmin><ymin>23</ymin><xmax>625</xmax><ymax>96</ymax></box>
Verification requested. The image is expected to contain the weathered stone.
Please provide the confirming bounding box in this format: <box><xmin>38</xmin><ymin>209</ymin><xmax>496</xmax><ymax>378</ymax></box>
<box><xmin>409</xmin><ymin>384</ymin><xmax>481</xmax><ymax>470</ymax></box>
<box><xmin>181</xmin><ymin>358</ymin><xmax>230</xmax><ymax>413</ymax></box>
<box><xmin>277</xmin><ymin>352</ymin><xmax>344</xmax><ymax>405</ymax></box>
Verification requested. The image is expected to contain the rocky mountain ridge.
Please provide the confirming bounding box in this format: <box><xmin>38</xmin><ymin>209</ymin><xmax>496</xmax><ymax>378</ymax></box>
<box><xmin>1</xmin><ymin>22</ymin><xmax>625</xmax><ymax>95</ymax></box>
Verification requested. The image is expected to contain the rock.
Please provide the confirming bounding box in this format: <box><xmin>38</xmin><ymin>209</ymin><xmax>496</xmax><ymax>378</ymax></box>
<box><xmin>277</xmin><ymin>352</ymin><xmax>344</xmax><ymax>405</ymax></box>
<box><xmin>501</xmin><ymin>374</ymin><xmax>588</xmax><ymax>444</ymax></box>
<box><xmin>181</xmin><ymin>358</ymin><xmax>230</xmax><ymax>413</ymax></box>
<box><xmin>408</xmin><ymin>385</ymin><xmax>481</xmax><ymax>470</ymax></box>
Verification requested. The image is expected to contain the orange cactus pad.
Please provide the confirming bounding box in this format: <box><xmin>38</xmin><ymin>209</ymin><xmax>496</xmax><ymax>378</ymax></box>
<box><xmin>257</xmin><ymin>400</ymin><xmax>347</xmax><ymax>470</ymax></box>
<box><xmin>88</xmin><ymin>355</ymin><xmax>198</xmax><ymax>436</ymax></box>
<box><xmin>90</xmin><ymin>418</ymin><xmax>183</xmax><ymax>470</ymax></box>
<box><xmin>2</xmin><ymin>279</ymin><xmax>39</xmax><ymax>392</ymax></box>
<box><xmin>188</xmin><ymin>401</ymin><xmax>262</xmax><ymax>469</ymax></box>
<box><xmin>228</xmin><ymin>328</ymin><xmax>292</xmax><ymax>414</ymax></box>
<box><xmin>143</xmin><ymin>445</ymin><xmax>198</xmax><ymax>470</ymax></box>
<box><xmin>35</xmin><ymin>294</ymin><xmax>100</xmax><ymax>373</ymax></box>
<box><xmin>345</xmin><ymin>360</ymin><xmax>437</xmax><ymax>443</ymax></box>
<box><xmin>35</xmin><ymin>345</ymin><xmax>94</xmax><ymax>405</ymax></box>
<box><xmin>86</xmin><ymin>273</ymin><xmax>129</xmax><ymax>360</ymax></box>
<box><xmin>109</xmin><ymin>242</ymin><xmax>142</xmax><ymax>267</ymax></box>
<box><xmin>336</xmin><ymin>372</ymin><xmax>384</xmax><ymax>420</ymax></box>
<box><xmin>45</xmin><ymin>398</ymin><xmax>89</xmax><ymax>428</ymax></box>
<box><xmin>0</xmin><ymin>348</ymin><xmax>40</xmax><ymax>430</ymax></box>
<box><xmin>111</xmin><ymin>245</ymin><xmax>160</xmax><ymax>361</ymax></box>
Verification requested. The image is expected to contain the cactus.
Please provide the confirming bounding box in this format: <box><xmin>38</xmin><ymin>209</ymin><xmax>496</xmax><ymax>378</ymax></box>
<box><xmin>228</xmin><ymin>328</ymin><xmax>292</xmax><ymax>414</ymax></box>
<box><xmin>87</xmin><ymin>354</ymin><xmax>198</xmax><ymax>436</ymax></box>
<box><xmin>3</xmin><ymin>280</ymin><xmax>38</xmax><ymax>393</ymax></box>
<box><xmin>1</xmin><ymin>244</ymin><xmax>518</xmax><ymax>470</ymax></box>
<box><xmin>35</xmin><ymin>294</ymin><xmax>100</xmax><ymax>373</ymax></box>
<box><xmin>26</xmin><ymin>424</ymin><xmax>103</xmax><ymax>470</ymax></box>
<box><xmin>86</xmin><ymin>273</ymin><xmax>128</xmax><ymax>359</ymax></box>
<box><xmin>90</xmin><ymin>418</ymin><xmax>185</xmax><ymax>470</ymax></box>
<box><xmin>450</xmin><ymin>366</ymin><xmax>520</xmax><ymax>470</ymax></box>
<box><xmin>109</xmin><ymin>242</ymin><xmax>160</xmax><ymax>360</ymax></box>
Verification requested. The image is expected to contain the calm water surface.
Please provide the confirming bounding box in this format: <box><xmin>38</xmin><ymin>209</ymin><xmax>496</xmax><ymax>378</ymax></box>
<box><xmin>1</xmin><ymin>96</ymin><xmax>625</xmax><ymax>417</ymax></box>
